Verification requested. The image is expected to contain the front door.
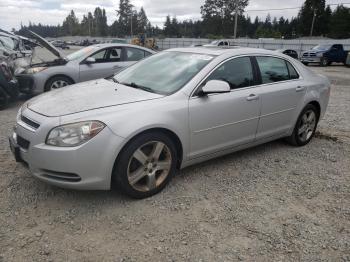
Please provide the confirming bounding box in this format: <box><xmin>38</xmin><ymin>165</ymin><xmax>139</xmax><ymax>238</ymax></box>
<box><xmin>189</xmin><ymin>56</ymin><xmax>261</xmax><ymax>158</ymax></box>
<box><xmin>79</xmin><ymin>47</ymin><xmax>123</xmax><ymax>81</ymax></box>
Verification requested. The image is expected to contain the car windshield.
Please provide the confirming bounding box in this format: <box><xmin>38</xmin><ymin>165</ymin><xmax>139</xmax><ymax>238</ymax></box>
<box><xmin>0</xmin><ymin>36</ymin><xmax>15</xmax><ymax>50</ymax></box>
<box><xmin>66</xmin><ymin>46</ymin><xmax>99</xmax><ymax>61</ymax></box>
<box><xmin>312</xmin><ymin>45</ymin><xmax>331</xmax><ymax>51</ymax></box>
<box><xmin>210</xmin><ymin>40</ymin><xmax>219</xmax><ymax>45</ymax></box>
<box><xmin>114</xmin><ymin>51</ymin><xmax>214</xmax><ymax>95</ymax></box>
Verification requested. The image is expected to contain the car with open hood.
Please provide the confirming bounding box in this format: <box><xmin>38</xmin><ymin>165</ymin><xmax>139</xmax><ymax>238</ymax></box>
<box><xmin>15</xmin><ymin>31</ymin><xmax>156</xmax><ymax>94</ymax></box>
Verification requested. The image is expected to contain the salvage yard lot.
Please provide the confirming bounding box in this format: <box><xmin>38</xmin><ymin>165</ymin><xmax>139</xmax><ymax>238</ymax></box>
<box><xmin>0</xmin><ymin>64</ymin><xmax>349</xmax><ymax>261</ymax></box>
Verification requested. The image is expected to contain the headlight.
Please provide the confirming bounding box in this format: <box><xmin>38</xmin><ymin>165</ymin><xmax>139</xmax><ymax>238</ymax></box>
<box><xmin>46</xmin><ymin>121</ymin><xmax>105</xmax><ymax>147</ymax></box>
<box><xmin>16</xmin><ymin>107</ymin><xmax>21</xmax><ymax>122</ymax></box>
<box><xmin>316</xmin><ymin>52</ymin><xmax>323</xmax><ymax>57</ymax></box>
<box><xmin>25</xmin><ymin>67</ymin><xmax>47</xmax><ymax>74</ymax></box>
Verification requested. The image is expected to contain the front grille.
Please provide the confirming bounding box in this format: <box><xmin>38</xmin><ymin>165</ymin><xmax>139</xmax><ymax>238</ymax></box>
<box><xmin>303</xmin><ymin>52</ymin><xmax>316</xmax><ymax>57</ymax></box>
<box><xmin>21</xmin><ymin>115</ymin><xmax>40</xmax><ymax>129</ymax></box>
<box><xmin>41</xmin><ymin>170</ymin><xmax>81</xmax><ymax>182</ymax></box>
<box><xmin>17</xmin><ymin>135</ymin><xmax>30</xmax><ymax>150</ymax></box>
<box><xmin>17</xmin><ymin>76</ymin><xmax>34</xmax><ymax>93</ymax></box>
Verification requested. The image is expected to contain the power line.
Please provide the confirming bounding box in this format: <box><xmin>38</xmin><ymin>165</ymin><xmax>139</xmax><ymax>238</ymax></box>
<box><xmin>245</xmin><ymin>2</ymin><xmax>350</xmax><ymax>12</ymax></box>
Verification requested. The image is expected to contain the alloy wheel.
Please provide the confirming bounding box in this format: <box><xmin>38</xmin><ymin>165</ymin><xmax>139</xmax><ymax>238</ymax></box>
<box><xmin>50</xmin><ymin>80</ymin><xmax>69</xmax><ymax>90</ymax></box>
<box><xmin>298</xmin><ymin>109</ymin><xmax>316</xmax><ymax>142</ymax></box>
<box><xmin>127</xmin><ymin>141</ymin><xmax>172</xmax><ymax>192</ymax></box>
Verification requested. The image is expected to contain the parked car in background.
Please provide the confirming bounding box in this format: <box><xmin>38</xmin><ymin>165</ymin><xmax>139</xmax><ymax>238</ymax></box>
<box><xmin>0</xmin><ymin>30</ymin><xmax>33</xmax><ymax>58</ymax></box>
<box><xmin>0</xmin><ymin>54</ymin><xmax>19</xmax><ymax>110</ymax></box>
<box><xmin>15</xmin><ymin>31</ymin><xmax>156</xmax><ymax>94</ymax></box>
<box><xmin>203</xmin><ymin>39</ymin><xmax>234</xmax><ymax>47</ymax></box>
<box><xmin>301</xmin><ymin>44</ymin><xmax>349</xmax><ymax>66</ymax></box>
<box><xmin>111</xmin><ymin>39</ymin><xmax>127</xmax><ymax>44</ymax></box>
<box><xmin>276</xmin><ymin>49</ymin><xmax>299</xmax><ymax>59</ymax></box>
<box><xmin>66</xmin><ymin>40</ymin><xmax>75</xmax><ymax>45</ymax></box>
<box><xmin>9</xmin><ymin>47</ymin><xmax>330</xmax><ymax>198</ymax></box>
<box><xmin>346</xmin><ymin>51</ymin><xmax>350</xmax><ymax>67</ymax></box>
<box><xmin>50</xmin><ymin>40</ymin><xmax>70</xmax><ymax>49</ymax></box>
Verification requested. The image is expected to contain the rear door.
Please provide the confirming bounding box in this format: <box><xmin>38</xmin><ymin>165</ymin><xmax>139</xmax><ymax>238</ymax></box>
<box><xmin>254</xmin><ymin>56</ymin><xmax>305</xmax><ymax>139</ymax></box>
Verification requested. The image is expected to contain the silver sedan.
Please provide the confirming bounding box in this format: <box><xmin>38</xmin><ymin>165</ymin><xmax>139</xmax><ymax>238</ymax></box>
<box><xmin>10</xmin><ymin>47</ymin><xmax>330</xmax><ymax>198</ymax></box>
<box><xmin>16</xmin><ymin>32</ymin><xmax>155</xmax><ymax>94</ymax></box>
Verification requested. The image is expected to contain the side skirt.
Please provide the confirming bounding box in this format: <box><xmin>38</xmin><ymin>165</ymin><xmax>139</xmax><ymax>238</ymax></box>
<box><xmin>180</xmin><ymin>133</ymin><xmax>289</xmax><ymax>169</ymax></box>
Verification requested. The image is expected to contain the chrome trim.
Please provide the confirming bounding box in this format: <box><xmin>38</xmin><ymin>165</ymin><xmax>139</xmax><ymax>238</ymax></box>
<box><xmin>193</xmin><ymin>116</ymin><xmax>260</xmax><ymax>134</ymax></box>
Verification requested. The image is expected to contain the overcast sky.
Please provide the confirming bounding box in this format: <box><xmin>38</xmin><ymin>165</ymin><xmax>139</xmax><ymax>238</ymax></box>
<box><xmin>0</xmin><ymin>0</ymin><xmax>347</xmax><ymax>31</ymax></box>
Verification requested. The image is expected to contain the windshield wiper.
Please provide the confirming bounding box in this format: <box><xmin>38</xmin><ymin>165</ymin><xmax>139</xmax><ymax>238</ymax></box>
<box><xmin>121</xmin><ymin>82</ymin><xmax>155</xmax><ymax>93</ymax></box>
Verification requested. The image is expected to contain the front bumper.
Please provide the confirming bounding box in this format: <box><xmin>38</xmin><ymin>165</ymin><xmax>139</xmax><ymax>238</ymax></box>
<box><xmin>300</xmin><ymin>57</ymin><xmax>321</xmax><ymax>63</ymax></box>
<box><xmin>16</xmin><ymin>73</ymin><xmax>46</xmax><ymax>94</ymax></box>
<box><xmin>9</xmin><ymin>108</ymin><xmax>125</xmax><ymax>190</ymax></box>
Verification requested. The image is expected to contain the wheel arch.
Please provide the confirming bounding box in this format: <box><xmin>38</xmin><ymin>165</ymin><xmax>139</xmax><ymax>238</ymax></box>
<box><xmin>44</xmin><ymin>74</ymin><xmax>75</xmax><ymax>91</ymax></box>
<box><xmin>114</xmin><ymin>127</ymin><xmax>184</xmax><ymax>171</ymax></box>
<box><xmin>308</xmin><ymin>100</ymin><xmax>321</xmax><ymax>120</ymax></box>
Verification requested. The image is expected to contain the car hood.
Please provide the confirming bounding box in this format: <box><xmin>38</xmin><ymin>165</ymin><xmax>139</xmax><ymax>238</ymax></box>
<box><xmin>27</xmin><ymin>79</ymin><xmax>164</xmax><ymax>117</ymax></box>
<box><xmin>28</xmin><ymin>30</ymin><xmax>65</xmax><ymax>60</ymax></box>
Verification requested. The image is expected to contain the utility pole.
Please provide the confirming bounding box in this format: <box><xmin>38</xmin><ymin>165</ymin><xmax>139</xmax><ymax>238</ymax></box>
<box><xmin>234</xmin><ymin>5</ymin><xmax>238</xmax><ymax>39</ymax></box>
<box><xmin>130</xmin><ymin>14</ymin><xmax>133</xmax><ymax>37</ymax></box>
<box><xmin>310</xmin><ymin>8</ymin><xmax>317</xmax><ymax>37</ymax></box>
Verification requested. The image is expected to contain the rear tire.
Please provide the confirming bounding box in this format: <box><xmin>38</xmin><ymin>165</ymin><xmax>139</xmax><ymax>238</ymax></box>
<box><xmin>112</xmin><ymin>132</ymin><xmax>178</xmax><ymax>199</ymax></box>
<box><xmin>44</xmin><ymin>76</ymin><xmax>73</xmax><ymax>92</ymax></box>
<box><xmin>286</xmin><ymin>104</ymin><xmax>319</xmax><ymax>146</ymax></box>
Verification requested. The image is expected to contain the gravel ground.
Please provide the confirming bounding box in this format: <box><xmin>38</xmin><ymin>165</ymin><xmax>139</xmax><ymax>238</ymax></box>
<box><xmin>0</xmin><ymin>65</ymin><xmax>349</xmax><ymax>261</ymax></box>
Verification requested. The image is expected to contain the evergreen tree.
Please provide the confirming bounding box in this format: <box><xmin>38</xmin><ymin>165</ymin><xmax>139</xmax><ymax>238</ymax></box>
<box><xmin>329</xmin><ymin>5</ymin><xmax>350</xmax><ymax>38</ymax></box>
<box><xmin>116</xmin><ymin>0</ymin><xmax>134</xmax><ymax>36</ymax></box>
<box><xmin>298</xmin><ymin>0</ymin><xmax>328</xmax><ymax>36</ymax></box>
<box><xmin>137</xmin><ymin>7</ymin><xmax>148</xmax><ymax>34</ymax></box>
<box><xmin>61</xmin><ymin>10</ymin><xmax>79</xmax><ymax>35</ymax></box>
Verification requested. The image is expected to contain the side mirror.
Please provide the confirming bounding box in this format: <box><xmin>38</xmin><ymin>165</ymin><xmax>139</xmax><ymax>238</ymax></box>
<box><xmin>201</xmin><ymin>80</ymin><xmax>230</xmax><ymax>95</ymax></box>
<box><xmin>85</xmin><ymin>57</ymin><xmax>96</xmax><ymax>64</ymax></box>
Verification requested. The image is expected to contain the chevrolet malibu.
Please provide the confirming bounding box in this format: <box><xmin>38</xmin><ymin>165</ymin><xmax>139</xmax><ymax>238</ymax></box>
<box><xmin>9</xmin><ymin>47</ymin><xmax>330</xmax><ymax>198</ymax></box>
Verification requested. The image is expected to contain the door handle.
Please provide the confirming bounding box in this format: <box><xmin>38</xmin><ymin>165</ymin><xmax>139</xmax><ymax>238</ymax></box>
<box><xmin>113</xmin><ymin>66</ymin><xmax>120</xmax><ymax>69</ymax></box>
<box><xmin>296</xmin><ymin>86</ymin><xmax>305</xmax><ymax>92</ymax></box>
<box><xmin>246</xmin><ymin>94</ymin><xmax>259</xmax><ymax>101</ymax></box>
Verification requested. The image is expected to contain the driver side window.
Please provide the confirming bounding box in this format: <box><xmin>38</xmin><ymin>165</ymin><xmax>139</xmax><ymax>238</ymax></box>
<box><xmin>90</xmin><ymin>49</ymin><xmax>108</xmax><ymax>63</ymax></box>
<box><xmin>204</xmin><ymin>57</ymin><xmax>254</xmax><ymax>90</ymax></box>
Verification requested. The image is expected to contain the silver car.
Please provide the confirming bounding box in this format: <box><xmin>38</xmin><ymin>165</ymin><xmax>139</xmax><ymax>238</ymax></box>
<box><xmin>9</xmin><ymin>47</ymin><xmax>330</xmax><ymax>198</ymax></box>
<box><xmin>16</xmin><ymin>31</ymin><xmax>155</xmax><ymax>94</ymax></box>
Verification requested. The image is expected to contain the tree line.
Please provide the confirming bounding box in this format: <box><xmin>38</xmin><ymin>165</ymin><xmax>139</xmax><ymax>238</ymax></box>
<box><xmin>16</xmin><ymin>0</ymin><xmax>350</xmax><ymax>39</ymax></box>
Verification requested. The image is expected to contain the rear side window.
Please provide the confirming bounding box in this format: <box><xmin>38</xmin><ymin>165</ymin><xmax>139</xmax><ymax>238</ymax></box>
<box><xmin>256</xmin><ymin>56</ymin><xmax>289</xmax><ymax>83</ymax></box>
<box><xmin>125</xmin><ymin>47</ymin><xmax>145</xmax><ymax>61</ymax></box>
<box><xmin>286</xmin><ymin>61</ymin><xmax>299</xmax><ymax>79</ymax></box>
<box><xmin>206</xmin><ymin>57</ymin><xmax>254</xmax><ymax>90</ymax></box>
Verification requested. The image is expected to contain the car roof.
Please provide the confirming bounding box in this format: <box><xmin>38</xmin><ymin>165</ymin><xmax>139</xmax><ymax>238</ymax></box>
<box><xmin>166</xmin><ymin>46</ymin><xmax>285</xmax><ymax>57</ymax></box>
<box><xmin>91</xmin><ymin>43</ymin><xmax>156</xmax><ymax>53</ymax></box>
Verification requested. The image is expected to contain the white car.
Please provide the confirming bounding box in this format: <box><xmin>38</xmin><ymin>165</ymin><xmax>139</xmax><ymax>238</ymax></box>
<box><xmin>10</xmin><ymin>47</ymin><xmax>330</xmax><ymax>198</ymax></box>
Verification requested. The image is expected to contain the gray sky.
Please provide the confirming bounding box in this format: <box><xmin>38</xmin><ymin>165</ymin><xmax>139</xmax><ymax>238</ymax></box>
<box><xmin>0</xmin><ymin>0</ymin><xmax>347</xmax><ymax>31</ymax></box>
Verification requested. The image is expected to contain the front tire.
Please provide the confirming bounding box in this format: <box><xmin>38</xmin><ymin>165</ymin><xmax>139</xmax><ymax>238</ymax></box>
<box><xmin>320</xmin><ymin>57</ymin><xmax>328</xmax><ymax>67</ymax></box>
<box><xmin>112</xmin><ymin>132</ymin><xmax>178</xmax><ymax>199</ymax></box>
<box><xmin>44</xmin><ymin>76</ymin><xmax>73</xmax><ymax>92</ymax></box>
<box><xmin>286</xmin><ymin>104</ymin><xmax>319</xmax><ymax>146</ymax></box>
